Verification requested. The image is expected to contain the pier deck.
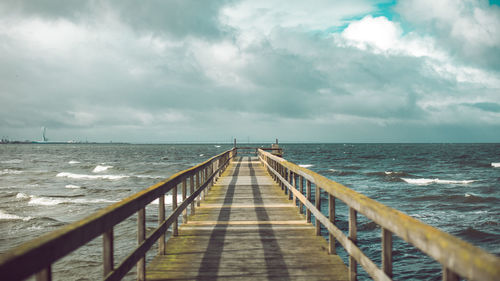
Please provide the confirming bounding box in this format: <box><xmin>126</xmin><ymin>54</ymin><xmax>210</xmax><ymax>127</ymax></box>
<box><xmin>146</xmin><ymin>157</ymin><xmax>348</xmax><ymax>281</ymax></box>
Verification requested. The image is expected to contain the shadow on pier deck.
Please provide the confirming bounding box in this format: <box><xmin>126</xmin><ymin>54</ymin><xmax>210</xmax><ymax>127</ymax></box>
<box><xmin>146</xmin><ymin>157</ymin><xmax>348</xmax><ymax>281</ymax></box>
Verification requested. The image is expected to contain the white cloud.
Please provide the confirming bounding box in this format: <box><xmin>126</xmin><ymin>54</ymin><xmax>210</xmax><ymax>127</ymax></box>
<box><xmin>395</xmin><ymin>0</ymin><xmax>500</xmax><ymax>69</ymax></box>
<box><xmin>338</xmin><ymin>15</ymin><xmax>445</xmax><ymax>60</ymax></box>
<box><xmin>341</xmin><ymin>15</ymin><xmax>401</xmax><ymax>51</ymax></box>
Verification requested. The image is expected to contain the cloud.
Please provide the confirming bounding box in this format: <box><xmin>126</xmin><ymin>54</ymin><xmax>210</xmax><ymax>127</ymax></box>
<box><xmin>0</xmin><ymin>0</ymin><xmax>499</xmax><ymax>142</ymax></box>
<box><xmin>395</xmin><ymin>0</ymin><xmax>500</xmax><ymax>70</ymax></box>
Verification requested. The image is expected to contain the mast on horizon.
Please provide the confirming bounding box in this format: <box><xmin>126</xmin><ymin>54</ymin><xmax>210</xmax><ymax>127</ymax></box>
<box><xmin>41</xmin><ymin>127</ymin><xmax>48</xmax><ymax>142</ymax></box>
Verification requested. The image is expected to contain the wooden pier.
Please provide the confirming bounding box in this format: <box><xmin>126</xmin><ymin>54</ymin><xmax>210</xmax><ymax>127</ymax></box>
<box><xmin>1</xmin><ymin>146</ymin><xmax>499</xmax><ymax>281</ymax></box>
<box><xmin>146</xmin><ymin>157</ymin><xmax>348</xmax><ymax>280</ymax></box>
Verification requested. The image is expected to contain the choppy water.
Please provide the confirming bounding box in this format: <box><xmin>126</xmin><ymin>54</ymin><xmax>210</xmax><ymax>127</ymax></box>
<box><xmin>1</xmin><ymin>143</ymin><xmax>499</xmax><ymax>280</ymax></box>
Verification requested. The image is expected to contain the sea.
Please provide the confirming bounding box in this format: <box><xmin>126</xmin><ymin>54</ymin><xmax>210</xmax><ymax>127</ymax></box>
<box><xmin>0</xmin><ymin>143</ymin><xmax>499</xmax><ymax>280</ymax></box>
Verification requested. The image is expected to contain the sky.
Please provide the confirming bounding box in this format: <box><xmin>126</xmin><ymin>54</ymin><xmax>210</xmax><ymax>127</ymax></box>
<box><xmin>0</xmin><ymin>0</ymin><xmax>499</xmax><ymax>143</ymax></box>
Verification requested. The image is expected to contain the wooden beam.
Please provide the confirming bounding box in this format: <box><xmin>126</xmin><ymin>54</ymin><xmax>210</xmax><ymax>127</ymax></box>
<box><xmin>103</xmin><ymin>229</ymin><xmax>114</xmax><ymax>275</ymax></box>
<box><xmin>382</xmin><ymin>228</ymin><xmax>392</xmax><ymax>278</ymax></box>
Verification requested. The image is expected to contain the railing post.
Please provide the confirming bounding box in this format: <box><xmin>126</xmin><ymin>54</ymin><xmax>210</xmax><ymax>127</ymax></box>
<box><xmin>137</xmin><ymin>208</ymin><xmax>146</xmax><ymax>281</ymax></box>
<box><xmin>329</xmin><ymin>195</ymin><xmax>336</xmax><ymax>254</ymax></box>
<box><xmin>182</xmin><ymin>179</ymin><xmax>187</xmax><ymax>223</ymax></box>
<box><xmin>173</xmin><ymin>184</ymin><xmax>178</xmax><ymax>236</ymax></box>
<box><xmin>306</xmin><ymin>180</ymin><xmax>311</xmax><ymax>223</ymax></box>
<box><xmin>280</xmin><ymin>166</ymin><xmax>285</xmax><ymax>190</ymax></box>
<box><xmin>103</xmin><ymin>228</ymin><xmax>114</xmax><ymax>276</ymax></box>
<box><xmin>288</xmin><ymin>170</ymin><xmax>293</xmax><ymax>200</ymax></box>
<box><xmin>382</xmin><ymin>228</ymin><xmax>392</xmax><ymax>278</ymax></box>
<box><xmin>36</xmin><ymin>267</ymin><xmax>51</xmax><ymax>281</ymax></box>
<box><xmin>190</xmin><ymin>175</ymin><xmax>195</xmax><ymax>215</ymax></box>
<box><xmin>292</xmin><ymin>172</ymin><xmax>297</xmax><ymax>205</ymax></box>
<box><xmin>349</xmin><ymin>207</ymin><xmax>357</xmax><ymax>281</ymax></box>
<box><xmin>196</xmin><ymin>171</ymin><xmax>201</xmax><ymax>207</ymax></box>
<box><xmin>299</xmin><ymin>176</ymin><xmax>304</xmax><ymax>214</ymax></box>
<box><xmin>315</xmin><ymin>185</ymin><xmax>321</xmax><ymax>236</ymax></box>
<box><xmin>158</xmin><ymin>194</ymin><xmax>165</xmax><ymax>255</ymax></box>
<box><xmin>442</xmin><ymin>267</ymin><xmax>459</xmax><ymax>281</ymax></box>
<box><xmin>284</xmin><ymin>168</ymin><xmax>288</xmax><ymax>195</ymax></box>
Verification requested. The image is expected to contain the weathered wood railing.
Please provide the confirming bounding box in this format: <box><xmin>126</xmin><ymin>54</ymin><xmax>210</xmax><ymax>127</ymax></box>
<box><xmin>0</xmin><ymin>148</ymin><xmax>236</xmax><ymax>281</ymax></box>
<box><xmin>258</xmin><ymin>149</ymin><xmax>500</xmax><ymax>281</ymax></box>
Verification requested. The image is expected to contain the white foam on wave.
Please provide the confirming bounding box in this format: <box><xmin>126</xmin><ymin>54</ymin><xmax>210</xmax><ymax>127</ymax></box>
<box><xmin>65</xmin><ymin>184</ymin><xmax>82</xmax><ymax>189</ymax></box>
<box><xmin>492</xmin><ymin>163</ymin><xmax>500</xmax><ymax>168</ymax></box>
<box><xmin>0</xmin><ymin>169</ymin><xmax>23</xmax><ymax>175</ymax></box>
<box><xmin>1</xmin><ymin>159</ymin><xmax>22</xmax><ymax>164</ymax></box>
<box><xmin>57</xmin><ymin>172</ymin><xmax>128</xmax><ymax>180</ymax></box>
<box><xmin>151</xmin><ymin>194</ymin><xmax>184</xmax><ymax>205</ymax></box>
<box><xmin>16</xmin><ymin>192</ymin><xmax>29</xmax><ymax>200</ymax></box>
<box><xmin>93</xmin><ymin>165</ymin><xmax>113</xmax><ymax>173</ymax></box>
<box><xmin>402</xmin><ymin>178</ymin><xmax>476</xmax><ymax>186</ymax></box>
<box><xmin>329</xmin><ymin>168</ymin><xmax>337</xmax><ymax>172</ymax></box>
<box><xmin>68</xmin><ymin>160</ymin><xmax>80</xmax><ymax>164</ymax></box>
<box><xmin>0</xmin><ymin>210</ymin><xmax>32</xmax><ymax>221</ymax></box>
<box><xmin>16</xmin><ymin>192</ymin><xmax>117</xmax><ymax>206</ymax></box>
<box><xmin>135</xmin><ymin>175</ymin><xmax>165</xmax><ymax>179</ymax></box>
<box><xmin>299</xmin><ymin>164</ymin><xmax>314</xmax><ymax>168</ymax></box>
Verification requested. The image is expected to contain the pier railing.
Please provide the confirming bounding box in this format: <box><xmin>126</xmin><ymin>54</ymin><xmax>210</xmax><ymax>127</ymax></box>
<box><xmin>0</xmin><ymin>148</ymin><xmax>236</xmax><ymax>281</ymax></box>
<box><xmin>258</xmin><ymin>149</ymin><xmax>500</xmax><ymax>281</ymax></box>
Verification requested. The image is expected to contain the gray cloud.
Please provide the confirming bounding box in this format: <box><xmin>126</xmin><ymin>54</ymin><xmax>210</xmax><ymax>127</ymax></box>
<box><xmin>0</xmin><ymin>0</ymin><xmax>499</xmax><ymax>142</ymax></box>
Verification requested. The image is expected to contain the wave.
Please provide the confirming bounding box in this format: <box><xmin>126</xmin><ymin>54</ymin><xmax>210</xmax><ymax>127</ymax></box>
<box><xmin>135</xmin><ymin>175</ymin><xmax>165</xmax><ymax>179</ymax></box>
<box><xmin>65</xmin><ymin>184</ymin><xmax>83</xmax><ymax>189</ymax></box>
<box><xmin>0</xmin><ymin>169</ymin><xmax>23</xmax><ymax>175</ymax></box>
<box><xmin>299</xmin><ymin>164</ymin><xmax>314</xmax><ymax>168</ymax></box>
<box><xmin>1</xmin><ymin>159</ymin><xmax>22</xmax><ymax>164</ymax></box>
<box><xmin>57</xmin><ymin>172</ymin><xmax>129</xmax><ymax>180</ymax></box>
<box><xmin>68</xmin><ymin>160</ymin><xmax>81</xmax><ymax>164</ymax></box>
<box><xmin>402</xmin><ymin>178</ymin><xmax>476</xmax><ymax>185</ymax></box>
<box><xmin>0</xmin><ymin>210</ymin><xmax>33</xmax><ymax>221</ymax></box>
<box><xmin>92</xmin><ymin>165</ymin><xmax>113</xmax><ymax>173</ymax></box>
<box><xmin>492</xmin><ymin>163</ymin><xmax>500</xmax><ymax>168</ymax></box>
<box><xmin>151</xmin><ymin>194</ymin><xmax>184</xmax><ymax>205</ymax></box>
<box><xmin>16</xmin><ymin>192</ymin><xmax>117</xmax><ymax>206</ymax></box>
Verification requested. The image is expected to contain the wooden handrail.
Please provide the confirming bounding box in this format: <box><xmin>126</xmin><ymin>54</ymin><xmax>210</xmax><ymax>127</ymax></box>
<box><xmin>0</xmin><ymin>148</ymin><xmax>236</xmax><ymax>281</ymax></box>
<box><xmin>258</xmin><ymin>149</ymin><xmax>500</xmax><ymax>281</ymax></box>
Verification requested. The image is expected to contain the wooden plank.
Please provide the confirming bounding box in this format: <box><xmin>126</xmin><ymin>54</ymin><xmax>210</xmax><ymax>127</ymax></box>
<box><xmin>146</xmin><ymin>157</ymin><xmax>349</xmax><ymax>281</ymax></box>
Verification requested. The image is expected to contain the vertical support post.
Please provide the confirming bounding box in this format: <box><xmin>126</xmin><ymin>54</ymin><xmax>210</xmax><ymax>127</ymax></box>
<box><xmin>196</xmin><ymin>171</ymin><xmax>201</xmax><ymax>207</ymax></box>
<box><xmin>306</xmin><ymin>180</ymin><xmax>312</xmax><ymax>223</ymax></box>
<box><xmin>349</xmin><ymin>207</ymin><xmax>357</xmax><ymax>281</ymax></box>
<box><xmin>202</xmin><ymin>168</ymin><xmax>206</xmax><ymax>200</ymax></box>
<box><xmin>382</xmin><ymin>228</ymin><xmax>393</xmax><ymax>278</ymax></box>
<box><xmin>190</xmin><ymin>175</ymin><xmax>195</xmax><ymax>215</ymax></box>
<box><xmin>299</xmin><ymin>176</ymin><xmax>304</xmax><ymax>214</ymax></box>
<box><xmin>36</xmin><ymin>267</ymin><xmax>51</xmax><ymax>281</ymax></box>
<box><xmin>442</xmin><ymin>267</ymin><xmax>459</xmax><ymax>281</ymax></box>
<box><xmin>281</xmin><ymin>166</ymin><xmax>285</xmax><ymax>191</ymax></box>
<box><xmin>182</xmin><ymin>179</ymin><xmax>187</xmax><ymax>223</ymax></box>
<box><xmin>173</xmin><ymin>184</ymin><xmax>178</xmax><ymax>236</ymax></box>
<box><xmin>137</xmin><ymin>208</ymin><xmax>146</xmax><ymax>281</ymax></box>
<box><xmin>315</xmin><ymin>185</ymin><xmax>321</xmax><ymax>236</ymax></box>
<box><xmin>329</xmin><ymin>195</ymin><xmax>336</xmax><ymax>254</ymax></box>
<box><xmin>103</xmin><ymin>228</ymin><xmax>114</xmax><ymax>276</ymax></box>
<box><xmin>284</xmin><ymin>168</ymin><xmax>288</xmax><ymax>195</ymax></box>
<box><xmin>288</xmin><ymin>170</ymin><xmax>293</xmax><ymax>200</ymax></box>
<box><xmin>158</xmin><ymin>194</ymin><xmax>165</xmax><ymax>254</ymax></box>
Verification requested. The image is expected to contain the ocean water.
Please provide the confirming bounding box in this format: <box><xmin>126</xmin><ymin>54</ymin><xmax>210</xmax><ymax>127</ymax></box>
<box><xmin>0</xmin><ymin>143</ymin><xmax>499</xmax><ymax>280</ymax></box>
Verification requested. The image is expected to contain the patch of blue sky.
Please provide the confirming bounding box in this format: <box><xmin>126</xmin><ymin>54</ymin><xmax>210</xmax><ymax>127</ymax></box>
<box><xmin>318</xmin><ymin>0</ymin><xmax>399</xmax><ymax>36</ymax></box>
<box><xmin>490</xmin><ymin>0</ymin><xmax>500</xmax><ymax>6</ymax></box>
